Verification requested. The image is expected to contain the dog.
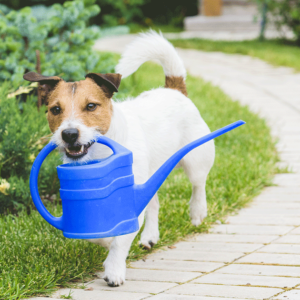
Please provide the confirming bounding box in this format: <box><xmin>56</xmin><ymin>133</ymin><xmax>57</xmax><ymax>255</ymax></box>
<box><xmin>24</xmin><ymin>31</ymin><xmax>215</xmax><ymax>287</ymax></box>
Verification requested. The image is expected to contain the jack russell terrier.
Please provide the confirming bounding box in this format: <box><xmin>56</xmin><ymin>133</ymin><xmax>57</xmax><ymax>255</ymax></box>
<box><xmin>24</xmin><ymin>31</ymin><xmax>215</xmax><ymax>287</ymax></box>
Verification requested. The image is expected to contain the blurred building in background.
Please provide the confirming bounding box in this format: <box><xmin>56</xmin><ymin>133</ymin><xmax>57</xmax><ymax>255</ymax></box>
<box><xmin>184</xmin><ymin>0</ymin><xmax>261</xmax><ymax>38</ymax></box>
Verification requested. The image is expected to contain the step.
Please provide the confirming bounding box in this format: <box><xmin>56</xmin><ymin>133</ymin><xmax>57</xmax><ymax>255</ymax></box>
<box><xmin>184</xmin><ymin>15</ymin><xmax>260</xmax><ymax>32</ymax></box>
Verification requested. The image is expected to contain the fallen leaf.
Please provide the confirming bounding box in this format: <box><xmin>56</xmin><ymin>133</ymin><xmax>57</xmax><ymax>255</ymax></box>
<box><xmin>168</xmin><ymin>245</ymin><xmax>176</xmax><ymax>249</ymax></box>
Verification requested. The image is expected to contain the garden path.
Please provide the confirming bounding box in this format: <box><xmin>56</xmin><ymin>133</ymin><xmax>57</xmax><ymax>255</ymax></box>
<box><xmin>31</xmin><ymin>35</ymin><xmax>300</xmax><ymax>300</ymax></box>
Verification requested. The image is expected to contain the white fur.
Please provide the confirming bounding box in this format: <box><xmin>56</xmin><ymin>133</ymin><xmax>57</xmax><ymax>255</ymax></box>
<box><xmin>116</xmin><ymin>30</ymin><xmax>186</xmax><ymax>79</ymax></box>
<box><xmin>52</xmin><ymin>31</ymin><xmax>215</xmax><ymax>287</ymax></box>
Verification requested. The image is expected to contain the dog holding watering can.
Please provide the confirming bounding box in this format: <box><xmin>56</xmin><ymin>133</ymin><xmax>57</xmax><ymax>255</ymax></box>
<box><xmin>26</xmin><ymin>32</ymin><xmax>244</xmax><ymax>287</ymax></box>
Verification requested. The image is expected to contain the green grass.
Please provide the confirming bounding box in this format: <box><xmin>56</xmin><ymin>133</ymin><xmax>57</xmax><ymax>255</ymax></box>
<box><xmin>0</xmin><ymin>62</ymin><xmax>278</xmax><ymax>299</ymax></box>
<box><xmin>128</xmin><ymin>23</ymin><xmax>182</xmax><ymax>33</ymax></box>
<box><xmin>171</xmin><ymin>38</ymin><xmax>300</xmax><ymax>72</ymax></box>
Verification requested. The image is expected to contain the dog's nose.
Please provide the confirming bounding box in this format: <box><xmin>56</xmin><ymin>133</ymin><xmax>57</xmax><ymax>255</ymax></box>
<box><xmin>62</xmin><ymin>128</ymin><xmax>79</xmax><ymax>144</ymax></box>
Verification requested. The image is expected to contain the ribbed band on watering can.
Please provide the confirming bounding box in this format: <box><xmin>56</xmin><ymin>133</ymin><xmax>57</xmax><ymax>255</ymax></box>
<box><xmin>56</xmin><ymin>136</ymin><xmax>138</xmax><ymax>238</ymax></box>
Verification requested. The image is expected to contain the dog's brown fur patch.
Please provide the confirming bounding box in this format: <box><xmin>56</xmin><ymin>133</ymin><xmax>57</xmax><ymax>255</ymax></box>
<box><xmin>47</xmin><ymin>78</ymin><xmax>113</xmax><ymax>134</ymax></box>
<box><xmin>165</xmin><ymin>76</ymin><xmax>187</xmax><ymax>96</ymax></box>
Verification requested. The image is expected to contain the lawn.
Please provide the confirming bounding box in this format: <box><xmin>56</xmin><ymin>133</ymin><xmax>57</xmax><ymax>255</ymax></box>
<box><xmin>128</xmin><ymin>23</ymin><xmax>182</xmax><ymax>33</ymax></box>
<box><xmin>0</xmin><ymin>61</ymin><xmax>278</xmax><ymax>299</ymax></box>
<box><xmin>171</xmin><ymin>38</ymin><xmax>300</xmax><ymax>72</ymax></box>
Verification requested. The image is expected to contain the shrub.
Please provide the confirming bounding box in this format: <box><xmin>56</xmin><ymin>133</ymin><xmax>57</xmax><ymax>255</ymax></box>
<box><xmin>0</xmin><ymin>82</ymin><xmax>61</xmax><ymax>213</ymax></box>
<box><xmin>94</xmin><ymin>0</ymin><xmax>197</xmax><ymax>27</ymax></box>
<box><xmin>0</xmin><ymin>0</ymin><xmax>118</xmax><ymax>83</ymax></box>
<box><xmin>260</xmin><ymin>0</ymin><xmax>300</xmax><ymax>44</ymax></box>
<box><xmin>0</xmin><ymin>0</ymin><xmax>198</xmax><ymax>28</ymax></box>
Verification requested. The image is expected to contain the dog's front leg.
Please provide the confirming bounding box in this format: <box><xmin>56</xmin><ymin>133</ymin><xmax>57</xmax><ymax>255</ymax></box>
<box><xmin>103</xmin><ymin>210</ymin><xmax>145</xmax><ymax>287</ymax></box>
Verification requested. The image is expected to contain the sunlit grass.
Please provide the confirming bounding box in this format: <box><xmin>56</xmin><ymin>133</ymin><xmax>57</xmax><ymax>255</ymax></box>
<box><xmin>128</xmin><ymin>23</ymin><xmax>182</xmax><ymax>33</ymax></box>
<box><xmin>0</xmin><ymin>62</ymin><xmax>277</xmax><ymax>299</ymax></box>
<box><xmin>171</xmin><ymin>38</ymin><xmax>300</xmax><ymax>72</ymax></box>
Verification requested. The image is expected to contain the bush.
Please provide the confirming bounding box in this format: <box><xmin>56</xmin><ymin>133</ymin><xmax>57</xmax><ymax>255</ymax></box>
<box><xmin>0</xmin><ymin>0</ymin><xmax>118</xmax><ymax>82</ymax></box>
<box><xmin>262</xmin><ymin>0</ymin><xmax>300</xmax><ymax>44</ymax></box>
<box><xmin>0</xmin><ymin>0</ymin><xmax>123</xmax><ymax>213</ymax></box>
<box><xmin>94</xmin><ymin>0</ymin><xmax>197</xmax><ymax>27</ymax></box>
<box><xmin>0</xmin><ymin>82</ymin><xmax>61</xmax><ymax>213</ymax></box>
<box><xmin>0</xmin><ymin>0</ymin><xmax>198</xmax><ymax>28</ymax></box>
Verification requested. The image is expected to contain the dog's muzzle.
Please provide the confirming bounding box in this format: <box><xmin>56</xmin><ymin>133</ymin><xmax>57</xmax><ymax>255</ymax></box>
<box><xmin>65</xmin><ymin>141</ymin><xmax>94</xmax><ymax>159</ymax></box>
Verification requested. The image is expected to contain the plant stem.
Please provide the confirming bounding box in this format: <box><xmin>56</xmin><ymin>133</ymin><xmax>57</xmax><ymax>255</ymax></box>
<box><xmin>259</xmin><ymin>1</ymin><xmax>268</xmax><ymax>41</ymax></box>
<box><xmin>36</xmin><ymin>50</ymin><xmax>42</xmax><ymax>111</ymax></box>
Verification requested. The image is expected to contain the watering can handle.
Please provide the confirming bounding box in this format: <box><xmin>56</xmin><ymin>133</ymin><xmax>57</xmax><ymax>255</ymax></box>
<box><xmin>95</xmin><ymin>135</ymin><xmax>129</xmax><ymax>155</ymax></box>
<box><xmin>29</xmin><ymin>142</ymin><xmax>63</xmax><ymax>230</ymax></box>
<box><xmin>29</xmin><ymin>135</ymin><xmax>126</xmax><ymax>230</ymax></box>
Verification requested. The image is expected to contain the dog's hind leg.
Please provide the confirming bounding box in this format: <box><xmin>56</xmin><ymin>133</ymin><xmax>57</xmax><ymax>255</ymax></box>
<box><xmin>189</xmin><ymin>180</ymin><xmax>208</xmax><ymax>226</ymax></box>
<box><xmin>139</xmin><ymin>193</ymin><xmax>160</xmax><ymax>249</ymax></box>
<box><xmin>181</xmin><ymin>142</ymin><xmax>214</xmax><ymax>226</ymax></box>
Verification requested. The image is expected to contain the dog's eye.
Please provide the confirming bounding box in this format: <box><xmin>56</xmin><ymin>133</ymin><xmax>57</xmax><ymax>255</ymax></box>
<box><xmin>87</xmin><ymin>103</ymin><xmax>97</xmax><ymax>111</ymax></box>
<box><xmin>50</xmin><ymin>106</ymin><xmax>61</xmax><ymax>115</ymax></box>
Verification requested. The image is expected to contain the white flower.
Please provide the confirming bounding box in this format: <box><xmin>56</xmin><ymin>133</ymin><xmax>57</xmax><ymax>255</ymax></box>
<box><xmin>29</xmin><ymin>154</ymin><xmax>36</xmax><ymax>162</ymax></box>
<box><xmin>0</xmin><ymin>179</ymin><xmax>10</xmax><ymax>195</ymax></box>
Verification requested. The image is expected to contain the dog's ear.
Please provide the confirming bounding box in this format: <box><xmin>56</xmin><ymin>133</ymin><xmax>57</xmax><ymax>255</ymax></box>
<box><xmin>85</xmin><ymin>73</ymin><xmax>122</xmax><ymax>98</ymax></box>
<box><xmin>23</xmin><ymin>72</ymin><xmax>62</xmax><ymax>104</ymax></box>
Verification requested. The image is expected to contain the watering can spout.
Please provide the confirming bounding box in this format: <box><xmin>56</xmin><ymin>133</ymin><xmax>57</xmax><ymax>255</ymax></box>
<box><xmin>134</xmin><ymin>120</ymin><xmax>245</xmax><ymax>216</ymax></box>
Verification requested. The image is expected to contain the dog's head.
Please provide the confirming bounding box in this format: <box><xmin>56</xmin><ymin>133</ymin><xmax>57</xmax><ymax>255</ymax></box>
<box><xmin>24</xmin><ymin>72</ymin><xmax>121</xmax><ymax>162</ymax></box>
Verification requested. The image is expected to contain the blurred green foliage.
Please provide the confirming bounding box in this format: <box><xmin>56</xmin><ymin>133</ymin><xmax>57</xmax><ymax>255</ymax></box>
<box><xmin>0</xmin><ymin>0</ymin><xmax>118</xmax><ymax>82</ymax></box>
<box><xmin>257</xmin><ymin>0</ymin><xmax>300</xmax><ymax>44</ymax></box>
<box><xmin>0</xmin><ymin>0</ymin><xmax>198</xmax><ymax>28</ymax></box>
<box><xmin>0</xmin><ymin>82</ymin><xmax>58</xmax><ymax>213</ymax></box>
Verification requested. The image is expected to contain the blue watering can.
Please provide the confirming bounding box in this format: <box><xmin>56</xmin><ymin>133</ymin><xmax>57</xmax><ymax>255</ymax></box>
<box><xmin>30</xmin><ymin>120</ymin><xmax>245</xmax><ymax>239</ymax></box>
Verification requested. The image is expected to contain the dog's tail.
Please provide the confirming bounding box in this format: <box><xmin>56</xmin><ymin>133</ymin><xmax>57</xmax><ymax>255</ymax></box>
<box><xmin>116</xmin><ymin>30</ymin><xmax>187</xmax><ymax>96</ymax></box>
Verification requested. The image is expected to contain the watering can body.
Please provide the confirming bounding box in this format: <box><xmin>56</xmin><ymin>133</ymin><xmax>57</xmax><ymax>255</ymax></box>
<box><xmin>30</xmin><ymin>136</ymin><xmax>141</xmax><ymax>239</ymax></box>
<box><xmin>57</xmin><ymin>152</ymin><xmax>138</xmax><ymax>239</ymax></box>
<box><xmin>30</xmin><ymin>120</ymin><xmax>245</xmax><ymax>239</ymax></box>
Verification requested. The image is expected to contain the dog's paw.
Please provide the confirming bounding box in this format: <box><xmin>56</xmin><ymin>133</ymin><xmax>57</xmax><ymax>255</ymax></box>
<box><xmin>139</xmin><ymin>228</ymin><xmax>159</xmax><ymax>250</ymax></box>
<box><xmin>103</xmin><ymin>257</ymin><xmax>126</xmax><ymax>287</ymax></box>
<box><xmin>190</xmin><ymin>207</ymin><xmax>207</xmax><ymax>226</ymax></box>
<box><xmin>103</xmin><ymin>275</ymin><xmax>124</xmax><ymax>287</ymax></box>
<box><xmin>139</xmin><ymin>239</ymin><xmax>156</xmax><ymax>250</ymax></box>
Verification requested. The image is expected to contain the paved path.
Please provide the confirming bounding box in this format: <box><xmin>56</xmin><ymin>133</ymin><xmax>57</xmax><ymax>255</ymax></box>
<box><xmin>31</xmin><ymin>35</ymin><xmax>300</xmax><ymax>300</ymax></box>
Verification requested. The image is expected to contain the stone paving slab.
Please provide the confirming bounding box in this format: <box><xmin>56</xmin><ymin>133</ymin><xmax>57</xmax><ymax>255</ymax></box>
<box><xmin>28</xmin><ymin>299</ymin><xmax>54</xmax><ymax>300</ymax></box>
<box><xmin>273</xmin><ymin>174</ymin><xmax>300</xmax><ymax>187</ymax></box>
<box><xmin>251</xmin><ymin>202</ymin><xmax>300</xmax><ymax>209</ymax></box>
<box><xmin>174</xmin><ymin>241</ymin><xmax>263</xmax><ymax>253</ymax></box>
<box><xmin>289</xmin><ymin>227</ymin><xmax>300</xmax><ymax>235</ymax></box>
<box><xmin>98</xmin><ymin>269</ymin><xmax>201</xmax><ymax>283</ymax></box>
<box><xmin>192</xmin><ymin>234</ymin><xmax>279</xmax><ymax>244</ymax></box>
<box><xmin>192</xmin><ymin>273</ymin><xmax>300</xmax><ymax>288</ymax></box>
<box><xmin>258</xmin><ymin>244</ymin><xmax>300</xmax><ymax>254</ymax></box>
<box><xmin>81</xmin><ymin>279</ymin><xmax>177</xmax><ymax>294</ymax></box>
<box><xmin>274</xmin><ymin>289</ymin><xmax>300</xmax><ymax>300</ymax></box>
<box><xmin>274</xmin><ymin>235</ymin><xmax>300</xmax><ymax>244</ymax></box>
<box><xmin>236</xmin><ymin>253</ymin><xmax>300</xmax><ymax>266</ymax></box>
<box><xmin>53</xmin><ymin>288</ymin><xmax>148</xmax><ymax>300</ymax></box>
<box><xmin>226</xmin><ymin>215</ymin><xmax>300</xmax><ymax>226</ymax></box>
<box><xmin>211</xmin><ymin>224</ymin><xmax>293</xmax><ymax>235</ymax></box>
<box><xmin>236</xmin><ymin>208</ymin><xmax>300</xmax><ymax>216</ymax></box>
<box><xmin>130</xmin><ymin>259</ymin><xmax>223</xmax><ymax>273</ymax></box>
<box><xmin>277</xmin><ymin>162</ymin><xmax>300</xmax><ymax>173</ymax></box>
<box><xmin>150</xmin><ymin>249</ymin><xmax>244</xmax><ymax>263</ymax></box>
<box><xmin>164</xmin><ymin>283</ymin><xmax>282</xmax><ymax>299</ymax></box>
<box><xmin>259</xmin><ymin>187</ymin><xmax>300</xmax><ymax>196</ymax></box>
<box><xmin>149</xmin><ymin>295</ymin><xmax>245</xmax><ymax>300</ymax></box>
<box><xmin>215</xmin><ymin>264</ymin><xmax>300</xmax><ymax>277</ymax></box>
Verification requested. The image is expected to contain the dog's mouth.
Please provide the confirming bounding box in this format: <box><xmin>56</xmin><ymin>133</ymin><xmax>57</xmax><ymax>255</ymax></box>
<box><xmin>65</xmin><ymin>141</ymin><xmax>94</xmax><ymax>159</ymax></box>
